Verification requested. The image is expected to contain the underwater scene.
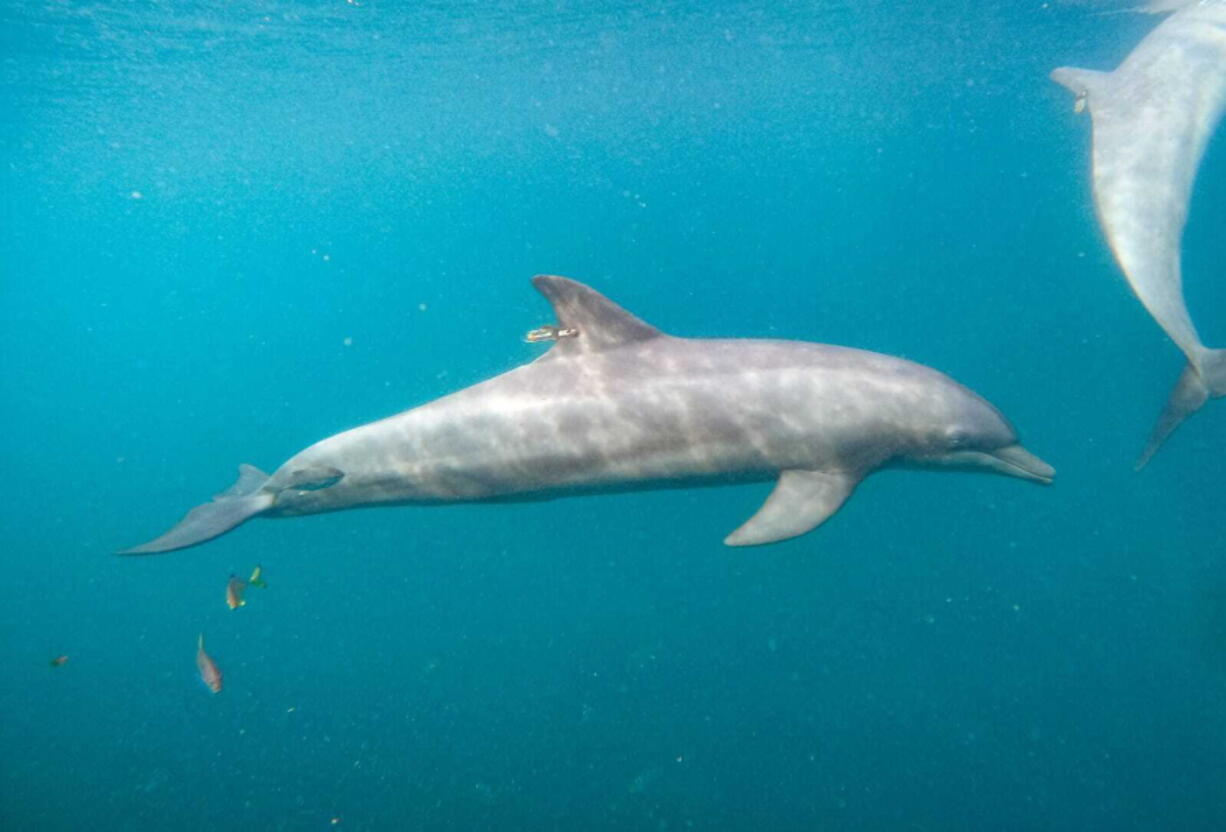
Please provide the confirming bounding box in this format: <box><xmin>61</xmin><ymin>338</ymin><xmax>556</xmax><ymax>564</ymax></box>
<box><xmin>2</xmin><ymin>1</ymin><xmax>1223</xmax><ymax>829</ymax></box>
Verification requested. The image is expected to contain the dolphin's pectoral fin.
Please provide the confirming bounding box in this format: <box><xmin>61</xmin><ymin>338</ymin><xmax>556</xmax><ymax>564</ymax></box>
<box><xmin>119</xmin><ymin>464</ymin><xmax>275</xmax><ymax>555</ymax></box>
<box><xmin>724</xmin><ymin>469</ymin><xmax>859</xmax><ymax>547</ymax></box>
<box><xmin>1136</xmin><ymin>362</ymin><xmax>1210</xmax><ymax>470</ymax></box>
<box><xmin>284</xmin><ymin>466</ymin><xmax>344</xmax><ymax>491</ymax></box>
<box><xmin>530</xmin><ymin>275</ymin><xmax>663</xmax><ymax>357</ymax></box>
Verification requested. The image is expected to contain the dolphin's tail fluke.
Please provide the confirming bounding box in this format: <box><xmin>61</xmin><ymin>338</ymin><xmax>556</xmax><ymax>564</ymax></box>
<box><xmin>119</xmin><ymin>464</ymin><xmax>274</xmax><ymax>554</ymax></box>
<box><xmin>1135</xmin><ymin>361</ymin><xmax>1215</xmax><ymax>470</ymax></box>
<box><xmin>1204</xmin><ymin>348</ymin><xmax>1226</xmax><ymax>398</ymax></box>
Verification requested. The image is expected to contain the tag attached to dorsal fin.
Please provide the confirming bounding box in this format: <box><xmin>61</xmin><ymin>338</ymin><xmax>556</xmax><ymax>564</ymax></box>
<box><xmin>530</xmin><ymin>275</ymin><xmax>663</xmax><ymax>356</ymax></box>
<box><xmin>524</xmin><ymin>324</ymin><xmax>579</xmax><ymax>343</ymax></box>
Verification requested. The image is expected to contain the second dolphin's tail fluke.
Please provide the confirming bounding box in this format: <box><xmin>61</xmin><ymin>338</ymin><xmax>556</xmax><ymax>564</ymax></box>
<box><xmin>119</xmin><ymin>464</ymin><xmax>274</xmax><ymax>554</ymax></box>
<box><xmin>1134</xmin><ymin>353</ymin><xmax>1225</xmax><ymax>470</ymax></box>
<box><xmin>1204</xmin><ymin>348</ymin><xmax>1226</xmax><ymax>398</ymax></box>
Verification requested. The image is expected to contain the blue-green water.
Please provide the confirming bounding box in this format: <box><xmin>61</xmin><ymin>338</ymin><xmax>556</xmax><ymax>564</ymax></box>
<box><xmin>2</xmin><ymin>2</ymin><xmax>1223</xmax><ymax>829</ymax></box>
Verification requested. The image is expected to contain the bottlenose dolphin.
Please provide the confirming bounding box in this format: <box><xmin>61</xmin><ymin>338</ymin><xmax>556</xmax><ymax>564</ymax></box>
<box><xmin>1051</xmin><ymin>0</ymin><xmax>1226</xmax><ymax>466</ymax></box>
<box><xmin>121</xmin><ymin>276</ymin><xmax>1053</xmax><ymax>554</ymax></box>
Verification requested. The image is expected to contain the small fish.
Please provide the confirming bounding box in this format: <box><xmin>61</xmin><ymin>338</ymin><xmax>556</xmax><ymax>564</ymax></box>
<box><xmin>49</xmin><ymin>655</ymin><xmax>68</xmax><ymax>667</ymax></box>
<box><xmin>225</xmin><ymin>565</ymin><xmax>267</xmax><ymax>609</ymax></box>
<box><xmin>196</xmin><ymin>633</ymin><xmax>222</xmax><ymax>694</ymax></box>
<box><xmin>225</xmin><ymin>576</ymin><xmax>246</xmax><ymax>609</ymax></box>
<box><xmin>247</xmin><ymin>564</ymin><xmax>267</xmax><ymax>589</ymax></box>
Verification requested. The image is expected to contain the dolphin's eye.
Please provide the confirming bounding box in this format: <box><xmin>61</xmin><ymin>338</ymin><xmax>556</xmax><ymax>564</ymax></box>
<box><xmin>945</xmin><ymin>428</ymin><xmax>970</xmax><ymax>448</ymax></box>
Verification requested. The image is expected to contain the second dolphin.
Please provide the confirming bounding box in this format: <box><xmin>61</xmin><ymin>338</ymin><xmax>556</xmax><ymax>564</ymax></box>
<box><xmin>1052</xmin><ymin>0</ymin><xmax>1226</xmax><ymax>466</ymax></box>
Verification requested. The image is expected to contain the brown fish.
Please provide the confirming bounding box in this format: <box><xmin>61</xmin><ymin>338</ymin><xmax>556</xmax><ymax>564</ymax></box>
<box><xmin>49</xmin><ymin>655</ymin><xmax>68</xmax><ymax>667</ymax></box>
<box><xmin>196</xmin><ymin>633</ymin><xmax>222</xmax><ymax>694</ymax></box>
<box><xmin>225</xmin><ymin>565</ymin><xmax>266</xmax><ymax>610</ymax></box>
<box><xmin>225</xmin><ymin>576</ymin><xmax>246</xmax><ymax>610</ymax></box>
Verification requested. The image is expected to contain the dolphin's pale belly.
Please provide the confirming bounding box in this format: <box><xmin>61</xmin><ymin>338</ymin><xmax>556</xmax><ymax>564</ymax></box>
<box><xmin>269</xmin><ymin>339</ymin><xmax>939</xmax><ymax>516</ymax></box>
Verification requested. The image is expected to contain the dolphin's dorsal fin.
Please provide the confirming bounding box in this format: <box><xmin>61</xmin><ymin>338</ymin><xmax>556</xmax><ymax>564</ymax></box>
<box><xmin>1050</xmin><ymin>66</ymin><xmax>1113</xmax><ymax>113</ymax></box>
<box><xmin>215</xmin><ymin>464</ymin><xmax>269</xmax><ymax>499</ymax></box>
<box><xmin>531</xmin><ymin>275</ymin><xmax>662</xmax><ymax>356</ymax></box>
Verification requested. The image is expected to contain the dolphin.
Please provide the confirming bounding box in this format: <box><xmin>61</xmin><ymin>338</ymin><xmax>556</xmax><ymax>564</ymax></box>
<box><xmin>120</xmin><ymin>276</ymin><xmax>1054</xmax><ymax>554</ymax></box>
<box><xmin>1051</xmin><ymin>0</ymin><xmax>1226</xmax><ymax>467</ymax></box>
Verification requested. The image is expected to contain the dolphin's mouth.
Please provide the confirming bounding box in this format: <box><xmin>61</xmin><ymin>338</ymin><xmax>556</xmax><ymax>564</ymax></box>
<box><xmin>987</xmin><ymin>444</ymin><xmax>1055</xmax><ymax>484</ymax></box>
<box><xmin>899</xmin><ymin>445</ymin><xmax>1056</xmax><ymax>484</ymax></box>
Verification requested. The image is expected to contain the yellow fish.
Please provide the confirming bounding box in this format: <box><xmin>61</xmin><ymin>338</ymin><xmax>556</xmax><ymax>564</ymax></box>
<box><xmin>248</xmin><ymin>565</ymin><xmax>267</xmax><ymax>589</ymax></box>
<box><xmin>225</xmin><ymin>565</ymin><xmax>267</xmax><ymax>609</ymax></box>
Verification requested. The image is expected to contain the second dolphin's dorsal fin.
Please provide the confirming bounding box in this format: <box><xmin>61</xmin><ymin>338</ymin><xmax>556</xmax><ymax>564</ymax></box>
<box><xmin>1050</xmin><ymin>66</ymin><xmax>1113</xmax><ymax>114</ymax></box>
<box><xmin>530</xmin><ymin>275</ymin><xmax>663</xmax><ymax>356</ymax></box>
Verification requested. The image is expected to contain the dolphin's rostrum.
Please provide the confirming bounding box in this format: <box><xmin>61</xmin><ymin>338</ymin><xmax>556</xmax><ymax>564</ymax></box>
<box><xmin>121</xmin><ymin>276</ymin><xmax>1053</xmax><ymax>554</ymax></box>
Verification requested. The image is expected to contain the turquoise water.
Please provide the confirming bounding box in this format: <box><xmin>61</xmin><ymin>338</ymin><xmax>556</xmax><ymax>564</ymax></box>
<box><xmin>2</xmin><ymin>1</ymin><xmax>1223</xmax><ymax>829</ymax></box>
